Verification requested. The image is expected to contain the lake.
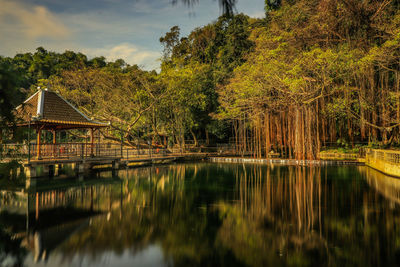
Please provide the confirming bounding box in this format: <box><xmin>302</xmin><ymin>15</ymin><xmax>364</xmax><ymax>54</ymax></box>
<box><xmin>1</xmin><ymin>163</ymin><xmax>400</xmax><ymax>266</ymax></box>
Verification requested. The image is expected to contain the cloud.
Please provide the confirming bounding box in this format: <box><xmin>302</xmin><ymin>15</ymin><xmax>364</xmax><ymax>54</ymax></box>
<box><xmin>248</xmin><ymin>11</ymin><xmax>265</xmax><ymax>19</ymax></box>
<box><xmin>82</xmin><ymin>43</ymin><xmax>161</xmax><ymax>70</ymax></box>
<box><xmin>0</xmin><ymin>0</ymin><xmax>70</xmax><ymax>39</ymax></box>
<box><xmin>0</xmin><ymin>0</ymin><xmax>265</xmax><ymax>71</ymax></box>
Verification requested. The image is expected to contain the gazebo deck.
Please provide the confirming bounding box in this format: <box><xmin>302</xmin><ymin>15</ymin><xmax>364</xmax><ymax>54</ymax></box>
<box><xmin>0</xmin><ymin>142</ymin><xmax>194</xmax><ymax>179</ymax></box>
<box><xmin>5</xmin><ymin>89</ymin><xmax>202</xmax><ymax>179</ymax></box>
<box><xmin>1</xmin><ymin>142</ymin><xmax>123</xmax><ymax>162</ymax></box>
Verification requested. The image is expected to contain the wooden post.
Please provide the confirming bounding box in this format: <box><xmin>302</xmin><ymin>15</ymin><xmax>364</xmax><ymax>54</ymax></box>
<box><xmin>90</xmin><ymin>128</ymin><xmax>94</xmax><ymax>157</ymax></box>
<box><xmin>120</xmin><ymin>132</ymin><xmax>123</xmax><ymax>158</ymax></box>
<box><xmin>52</xmin><ymin>129</ymin><xmax>56</xmax><ymax>158</ymax></box>
<box><xmin>27</xmin><ymin>118</ymin><xmax>31</xmax><ymax>163</ymax></box>
<box><xmin>52</xmin><ymin>130</ymin><xmax>56</xmax><ymax>144</ymax></box>
<box><xmin>37</xmin><ymin>128</ymin><xmax>42</xmax><ymax>160</ymax></box>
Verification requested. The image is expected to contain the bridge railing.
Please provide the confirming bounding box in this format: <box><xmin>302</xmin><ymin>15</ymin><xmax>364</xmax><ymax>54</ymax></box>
<box><xmin>1</xmin><ymin>142</ymin><xmax>241</xmax><ymax>162</ymax></box>
<box><xmin>0</xmin><ymin>143</ymin><xmax>197</xmax><ymax>162</ymax></box>
<box><xmin>122</xmin><ymin>147</ymin><xmax>169</xmax><ymax>159</ymax></box>
<box><xmin>0</xmin><ymin>143</ymin><xmax>124</xmax><ymax>161</ymax></box>
<box><xmin>0</xmin><ymin>144</ymin><xmax>27</xmax><ymax>160</ymax></box>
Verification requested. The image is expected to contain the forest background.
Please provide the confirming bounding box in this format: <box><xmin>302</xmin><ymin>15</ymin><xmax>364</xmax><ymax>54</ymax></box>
<box><xmin>1</xmin><ymin>0</ymin><xmax>400</xmax><ymax>160</ymax></box>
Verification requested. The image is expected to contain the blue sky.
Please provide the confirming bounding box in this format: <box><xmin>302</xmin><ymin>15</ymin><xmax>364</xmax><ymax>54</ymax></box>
<box><xmin>0</xmin><ymin>0</ymin><xmax>265</xmax><ymax>70</ymax></box>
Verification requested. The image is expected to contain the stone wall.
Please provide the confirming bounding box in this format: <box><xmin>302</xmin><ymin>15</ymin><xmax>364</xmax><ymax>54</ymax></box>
<box><xmin>365</xmin><ymin>149</ymin><xmax>400</xmax><ymax>177</ymax></box>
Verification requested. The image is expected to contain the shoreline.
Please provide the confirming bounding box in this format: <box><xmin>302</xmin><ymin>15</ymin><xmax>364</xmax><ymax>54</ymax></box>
<box><xmin>208</xmin><ymin>157</ymin><xmax>365</xmax><ymax>166</ymax></box>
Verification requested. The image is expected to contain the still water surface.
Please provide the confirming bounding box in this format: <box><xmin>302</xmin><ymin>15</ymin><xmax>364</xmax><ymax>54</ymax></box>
<box><xmin>1</xmin><ymin>163</ymin><xmax>400</xmax><ymax>266</ymax></box>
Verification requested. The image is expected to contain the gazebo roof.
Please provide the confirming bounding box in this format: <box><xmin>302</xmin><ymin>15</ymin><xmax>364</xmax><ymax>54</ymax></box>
<box><xmin>15</xmin><ymin>89</ymin><xmax>108</xmax><ymax>130</ymax></box>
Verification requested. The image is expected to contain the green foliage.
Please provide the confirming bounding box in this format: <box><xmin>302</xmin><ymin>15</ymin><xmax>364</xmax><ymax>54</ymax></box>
<box><xmin>158</xmin><ymin>13</ymin><xmax>254</xmax><ymax>144</ymax></box>
<box><xmin>265</xmin><ymin>0</ymin><xmax>281</xmax><ymax>12</ymax></box>
<box><xmin>218</xmin><ymin>0</ymin><xmax>400</xmax><ymax>156</ymax></box>
<box><xmin>50</xmin><ymin>66</ymin><xmax>162</xmax><ymax>145</ymax></box>
<box><xmin>0</xmin><ymin>62</ymin><xmax>25</xmax><ymax>129</ymax></box>
<box><xmin>160</xmin><ymin>26</ymin><xmax>181</xmax><ymax>60</ymax></box>
<box><xmin>3</xmin><ymin>1</ymin><xmax>400</xmax><ymax>154</ymax></box>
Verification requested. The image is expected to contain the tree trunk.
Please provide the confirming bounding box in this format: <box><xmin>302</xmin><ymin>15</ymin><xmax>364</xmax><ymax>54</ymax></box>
<box><xmin>190</xmin><ymin>128</ymin><xmax>198</xmax><ymax>147</ymax></box>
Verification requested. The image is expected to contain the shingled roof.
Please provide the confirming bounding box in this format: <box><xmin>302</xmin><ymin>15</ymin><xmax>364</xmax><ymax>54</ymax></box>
<box><xmin>15</xmin><ymin>89</ymin><xmax>108</xmax><ymax>129</ymax></box>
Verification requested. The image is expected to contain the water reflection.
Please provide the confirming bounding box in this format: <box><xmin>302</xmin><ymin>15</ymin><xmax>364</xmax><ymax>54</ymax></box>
<box><xmin>364</xmin><ymin>167</ymin><xmax>400</xmax><ymax>205</ymax></box>
<box><xmin>1</xmin><ymin>163</ymin><xmax>400</xmax><ymax>266</ymax></box>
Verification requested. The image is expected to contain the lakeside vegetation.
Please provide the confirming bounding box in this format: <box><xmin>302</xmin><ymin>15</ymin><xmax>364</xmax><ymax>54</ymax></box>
<box><xmin>1</xmin><ymin>0</ymin><xmax>400</xmax><ymax>160</ymax></box>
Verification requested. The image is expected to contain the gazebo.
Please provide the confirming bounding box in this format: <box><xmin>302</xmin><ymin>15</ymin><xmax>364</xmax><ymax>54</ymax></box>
<box><xmin>15</xmin><ymin>88</ymin><xmax>108</xmax><ymax>160</ymax></box>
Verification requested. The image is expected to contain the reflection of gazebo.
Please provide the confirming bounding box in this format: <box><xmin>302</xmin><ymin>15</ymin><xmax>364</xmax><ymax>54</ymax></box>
<box><xmin>15</xmin><ymin>89</ymin><xmax>108</xmax><ymax>160</ymax></box>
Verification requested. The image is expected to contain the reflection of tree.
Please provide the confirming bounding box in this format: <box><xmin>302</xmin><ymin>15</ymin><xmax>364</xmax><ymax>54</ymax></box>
<box><xmin>216</xmin><ymin>165</ymin><xmax>400</xmax><ymax>267</ymax></box>
<box><xmin>48</xmin><ymin>165</ymin><xmax>400</xmax><ymax>266</ymax></box>
<box><xmin>0</xmin><ymin>161</ymin><xmax>25</xmax><ymax>187</ymax></box>
<box><xmin>0</xmin><ymin>225</ymin><xmax>27</xmax><ymax>267</ymax></box>
<box><xmin>364</xmin><ymin>167</ymin><xmax>400</xmax><ymax>205</ymax></box>
<box><xmin>58</xmin><ymin>164</ymin><xmax>244</xmax><ymax>266</ymax></box>
<box><xmin>216</xmin><ymin>166</ymin><xmax>327</xmax><ymax>266</ymax></box>
<box><xmin>4</xmin><ymin>164</ymin><xmax>400</xmax><ymax>266</ymax></box>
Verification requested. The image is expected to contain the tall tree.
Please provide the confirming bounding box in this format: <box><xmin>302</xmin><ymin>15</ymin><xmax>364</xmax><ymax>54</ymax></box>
<box><xmin>0</xmin><ymin>61</ymin><xmax>24</xmax><ymax>129</ymax></box>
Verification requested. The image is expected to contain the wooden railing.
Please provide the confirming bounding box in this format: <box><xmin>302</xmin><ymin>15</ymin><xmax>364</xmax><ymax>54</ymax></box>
<box><xmin>0</xmin><ymin>143</ymin><xmax>124</xmax><ymax>161</ymax></box>
<box><xmin>0</xmin><ymin>144</ymin><xmax>28</xmax><ymax>160</ymax></box>
<box><xmin>33</xmin><ymin>143</ymin><xmax>125</xmax><ymax>159</ymax></box>
<box><xmin>0</xmin><ymin>143</ymin><xmax>184</xmax><ymax>162</ymax></box>
<box><xmin>1</xmin><ymin>142</ymin><xmax>253</xmax><ymax>163</ymax></box>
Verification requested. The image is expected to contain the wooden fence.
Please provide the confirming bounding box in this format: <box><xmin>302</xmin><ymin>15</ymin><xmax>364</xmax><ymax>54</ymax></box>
<box><xmin>0</xmin><ymin>143</ymin><xmax>172</xmax><ymax>162</ymax></box>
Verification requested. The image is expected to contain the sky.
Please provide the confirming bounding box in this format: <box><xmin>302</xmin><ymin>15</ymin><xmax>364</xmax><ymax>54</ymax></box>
<box><xmin>0</xmin><ymin>0</ymin><xmax>265</xmax><ymax>70</ymax></box>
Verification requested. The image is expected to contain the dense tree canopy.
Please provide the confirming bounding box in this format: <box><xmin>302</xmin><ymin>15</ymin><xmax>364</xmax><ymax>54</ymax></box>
<box><xmin>2</xmin><ymin>1</ymin><xmax>400</xmax><ymax>158</ymax></box>
<box><xmin>217</xmin><ymin>0</ymin><xmax>400</xmax><ymax>159</ymax></box>
<box><xmin>0</xmin><ymin>60</ymin><xmax>25</xmax><ymax>132</ymax></box>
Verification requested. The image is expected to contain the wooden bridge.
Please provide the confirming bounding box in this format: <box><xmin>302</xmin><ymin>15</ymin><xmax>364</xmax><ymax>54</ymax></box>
<box><xmin>2</xmin><ymin>88</ymin><xmax>206</xmax><ymax>180</ymax></box>
<box><xmin>0</xmin><ymin>142</ymin><xmax>197</xmax><ymax>179</ymax></box>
